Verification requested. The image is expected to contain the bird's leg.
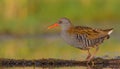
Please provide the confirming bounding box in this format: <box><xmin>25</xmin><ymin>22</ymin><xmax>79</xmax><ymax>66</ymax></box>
<box><xmin>86</xmin><ymin>49</ymin><xmax>91</xmax><ymax>60</ymax></box>
<box><xmin>87</xmin><ymin>47</ymin><xmax>99</xmax><ymax>62</ymax></box>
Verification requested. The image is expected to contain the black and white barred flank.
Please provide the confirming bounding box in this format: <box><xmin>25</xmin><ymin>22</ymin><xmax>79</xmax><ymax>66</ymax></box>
<box><xmin>76</xmin><ymin>34</ymin><xmax>109</xmax><ymax>49</ymax></box>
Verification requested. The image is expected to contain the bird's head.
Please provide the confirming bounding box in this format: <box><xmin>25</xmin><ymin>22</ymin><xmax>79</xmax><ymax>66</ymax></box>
<box><xmin>48</xmin><ymin>17</ymin><xmax>72</xmax><ymax>30</ymax></box>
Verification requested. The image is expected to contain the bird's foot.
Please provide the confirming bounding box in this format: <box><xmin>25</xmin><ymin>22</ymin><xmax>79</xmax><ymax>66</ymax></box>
<box><xmin>86</xmin><ymin>60</ymin><xmax>95</xmax><ymax>67</ymax></box>
<box><xmin>86</xmin><ymin>56</ymin><xmax>95</xmax><ymax>66</ymax></box>
<box><xmin>86</xmin><ymin>58</ymin><xmax>91</xmax><ymax>66</ymax></box>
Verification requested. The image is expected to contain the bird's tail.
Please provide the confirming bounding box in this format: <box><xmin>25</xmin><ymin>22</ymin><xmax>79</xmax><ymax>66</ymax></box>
<box><xmin>103</xmin><ymin>28</ymin><xmax>113</xmax><ymax>35</ymax></box>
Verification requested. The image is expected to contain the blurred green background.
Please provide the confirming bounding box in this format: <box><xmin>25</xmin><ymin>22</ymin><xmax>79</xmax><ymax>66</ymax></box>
<box><xmin>0</xmin><ymin>0</ymin><xmax>119</xmax><ymax>60</ymax></box>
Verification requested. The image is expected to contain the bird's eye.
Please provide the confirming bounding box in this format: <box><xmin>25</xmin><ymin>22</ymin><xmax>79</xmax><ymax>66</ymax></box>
<box><xmin>59</xmin><ymin>21</ymin><xmax>62</xmax><ymax>24</ymax></box>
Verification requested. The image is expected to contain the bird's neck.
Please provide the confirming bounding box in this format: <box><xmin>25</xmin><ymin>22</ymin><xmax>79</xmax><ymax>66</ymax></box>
<box><xmin>61</xmin><ymin>24</ymin><xmax>74</xmax><ymax>31</ymax></box>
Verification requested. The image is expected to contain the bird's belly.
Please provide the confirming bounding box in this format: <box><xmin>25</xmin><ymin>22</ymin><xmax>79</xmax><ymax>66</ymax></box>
<box><xmin>61</xmin><ymin>34</ymin><xmax>74</xmax><ymax>46</ymax></box>
<box><xmin>61</xmin><ymin>32</ymin><xmax>83</xmax><ymax>49</ymax></box>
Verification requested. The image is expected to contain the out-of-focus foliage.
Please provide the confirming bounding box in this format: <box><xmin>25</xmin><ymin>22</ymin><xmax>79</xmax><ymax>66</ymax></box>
<box><xmin>0</xmin><ymin>0</ymin><xmax>119</xmax><ymax>35</ymax></box>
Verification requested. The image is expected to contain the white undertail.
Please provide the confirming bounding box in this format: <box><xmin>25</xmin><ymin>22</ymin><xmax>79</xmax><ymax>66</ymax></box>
<box><xmin>108</xmin><ymin>30</ymin><xmax>113</xmax><ymax>35</ymax></box>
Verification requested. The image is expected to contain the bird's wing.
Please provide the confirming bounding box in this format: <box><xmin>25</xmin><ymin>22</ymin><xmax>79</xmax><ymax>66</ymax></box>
<box><xmin>68</xmin><ymin>26</ymin><xmax>111</xmax><ymax>40</ymax></box>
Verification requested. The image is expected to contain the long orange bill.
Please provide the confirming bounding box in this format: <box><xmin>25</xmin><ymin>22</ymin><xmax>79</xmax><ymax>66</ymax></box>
<box><xmin>48</xmin><ymin>23</ymin><xmax>59</xmax><ymax>29</ymax></box>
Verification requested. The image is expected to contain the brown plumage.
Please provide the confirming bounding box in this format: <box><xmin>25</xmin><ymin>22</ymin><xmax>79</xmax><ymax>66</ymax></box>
<box><xmin>68</xmin><ymin>26</ymin><xmax>112</xmax><ymax>39</ymax></box>
<box><xmin>48</xmin><ymin>17</ymin><xmax>113</xmax><ymax>62</ymax></box>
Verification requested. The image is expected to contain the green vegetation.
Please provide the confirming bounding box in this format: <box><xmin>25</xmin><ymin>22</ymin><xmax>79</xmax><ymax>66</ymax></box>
<box><xmin>0</xmin><ymin>0</ymin><xmax>119</xmax><ymax>35</ymax></box>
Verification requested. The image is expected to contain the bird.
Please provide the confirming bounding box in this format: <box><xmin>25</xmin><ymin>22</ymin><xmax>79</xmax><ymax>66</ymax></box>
<box><xmin>48</xmin><ymin>17</ymin><xmax>113</xmax><ymax>62</ymax></box>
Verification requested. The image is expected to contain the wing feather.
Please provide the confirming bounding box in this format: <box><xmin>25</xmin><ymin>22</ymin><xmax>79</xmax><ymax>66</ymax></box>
<box><xmin>68</xmin><ymin>26</ymin><xmax>110</xmax><ymax>40</ymax></box>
